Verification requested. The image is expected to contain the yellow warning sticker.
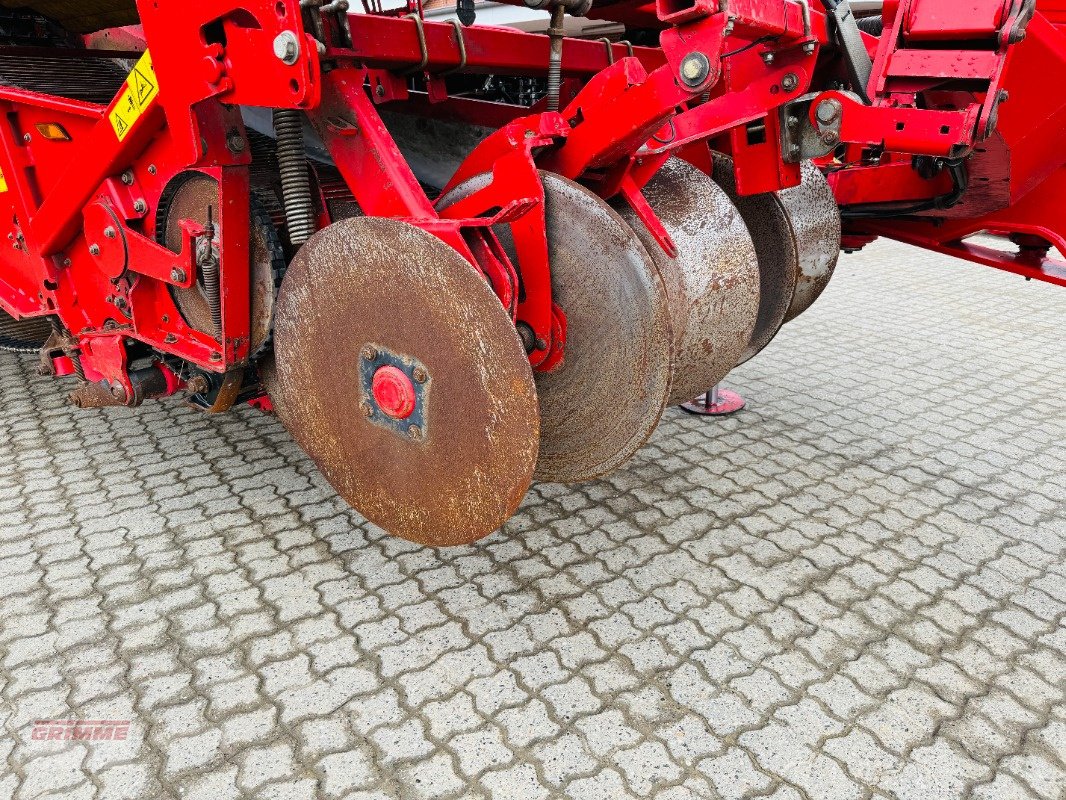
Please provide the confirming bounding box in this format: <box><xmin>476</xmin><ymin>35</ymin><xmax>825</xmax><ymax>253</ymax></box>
<box><xmin>109</xmin><ymin>50</ymin><xmax>159</xmax><ymax>142</ymax></box>
<box><xmin>0</xmin><ymin>168</ymin><xmax>7</xmax><ymax>194</ymax></box>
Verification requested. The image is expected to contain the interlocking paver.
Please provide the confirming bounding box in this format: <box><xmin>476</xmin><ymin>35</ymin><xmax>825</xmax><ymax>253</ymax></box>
<box><xmin>0</xmin><ymin>239</ymin><xmax>1064</xmax><ymax>798</ymax></box>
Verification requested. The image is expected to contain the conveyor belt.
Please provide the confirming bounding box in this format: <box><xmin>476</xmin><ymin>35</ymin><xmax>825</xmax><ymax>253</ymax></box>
<box><xmin>0</xmin><ymin>51</ymin><xmax>127</xmax><ymax>102</ymax></box>
<box><xmin>0</xmin><ymin>1</ymin><xmax>137</xmax><ymax>34</ymax></box>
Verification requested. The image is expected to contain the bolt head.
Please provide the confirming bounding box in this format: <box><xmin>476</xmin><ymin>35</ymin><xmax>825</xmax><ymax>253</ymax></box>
<box><xmin>781</xmin><ymin>73</ymin><xmax>798</xmax><ymax>92</ymax></box>
<box><xmin>227</xmin><ymin>133</ymin><xmax>247</xmax><ymax>153</ymax></box>
<box><xmin>170</xmin><ymin>268</ymin><xmax>186</xmax><ymax>283</ymax></box>
<box><xmin>361</xmin><ymin>345</ymin><xmax>378</xmax><ymax>362</ymax></box>
<box><xmin>186</xmin><ymin>375</ymin><xmax>210</xmax><ymax>395</ymax></box>
<box><xmin>408</xmin><ymin>425</ymin><xmax>423</xmax><ymax>441</ymax></box>
<box><xmin>89</xmin><ymin>244</ymin><xmax>101</xmax><ymax>256</ymax></box>
<box><xmin>273</xmin><ymin>31</ymin><xmax>301</xmax><ymax>65</ymax></box>
<box><xmin>821</xmin><ymin>130</ymin><xmax>840</xmax><ymax>146</ymax></box>
<box><xmin>761</xmin><ymin>51</ymin><xmax>775</xmax><ymax>65</ymax></box>
<box><xmin>679</xmin><ymin>52</ymin><xmax>711</xmax><ymax>88</ymax></box>
<box><xmin>133</xmin><ymin>200</ymin><xmax>148</xmax><ymax>214</ymax></box>
<box><xmin>412</xmin><ymin>366</ymin><xmax>428</xmax><ymax>383</ymax></box>
<box><xmin>816</xmin><ymin>99</ymin><xmax>841</xmax><ymax>125</ymax></box>
<box><xmin>359</xmin><ymin>400</ymin><xmax>374</xmax><ymax>418</ymax></box>
<box><xmin>121</xmin><ymin>171</ymin><xmax>134</xmax><ymax>185</ymax></box>
<box><xmin>104</xmin><ymin>227</ymin><xmax>117</xmax><ymax>239</ymax></box>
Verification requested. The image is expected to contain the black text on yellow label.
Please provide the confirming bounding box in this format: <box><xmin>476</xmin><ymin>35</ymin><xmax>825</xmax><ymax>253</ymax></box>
<box><xmin>109</xmin><ymin>51</ymin><xmax>159</xmax><ymax>142</ymax></box>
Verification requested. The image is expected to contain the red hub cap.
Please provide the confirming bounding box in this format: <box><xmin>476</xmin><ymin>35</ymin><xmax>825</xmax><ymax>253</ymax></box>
<box><xmin>371</xmin><ymin>365</ymin><xmax>417</xmax><ymax>419</ymax></box>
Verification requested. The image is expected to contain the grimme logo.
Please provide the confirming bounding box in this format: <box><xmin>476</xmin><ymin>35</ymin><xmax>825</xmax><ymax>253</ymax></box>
<box><xmin>30</xmin><ymin>720</ymin><xmax>131</xmax><ymax>742</ymax></box>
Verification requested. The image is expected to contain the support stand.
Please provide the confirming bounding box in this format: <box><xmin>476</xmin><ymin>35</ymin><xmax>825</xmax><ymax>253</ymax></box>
<box><xmin>680</xmin><ymin>385</ymin><xmax>746</xmax><ymax>416</ymax></box>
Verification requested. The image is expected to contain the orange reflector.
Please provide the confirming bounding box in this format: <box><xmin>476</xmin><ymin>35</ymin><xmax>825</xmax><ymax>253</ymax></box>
<box><xmin>35</xmin><ymin>123</ymin><xmax>71</xmax><ymax>141</ymax></box>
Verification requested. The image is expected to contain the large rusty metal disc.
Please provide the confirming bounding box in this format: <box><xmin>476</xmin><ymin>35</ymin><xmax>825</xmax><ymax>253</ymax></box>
<box><xmin>615</xmin><ymin>159</ymin><xmax>760</xmax><ymax>406</ymax></box>
<box><xmin>440</xmin><ymin>173</ymin><xmax>673</xmax><ymax>484</ymax></box>
<box><xmin>711</xmin><ymin>153</ymin><xmax>800</xmax><ymax>365</ymax></box>
<box><xmin>160</xmin><ymin>173</ymin><xmax>282</xmax><ymax>357</ymax></box>
<box><xmin>779</xmin><ymin>161</ymin><xmax>842</xmax><ymax>323</ymax></box>
<box><xmin>270</xmin><ymin>217</ymin><xmax>539</xmax><ymax>546</ymax></box>
<box><xmin>535</xmin><ymin>175</ymin><xmax>673</xmax><ymax>482</ymax></box>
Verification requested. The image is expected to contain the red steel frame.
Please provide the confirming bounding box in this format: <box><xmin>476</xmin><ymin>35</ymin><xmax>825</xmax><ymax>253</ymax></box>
<box><xmin>0</xmin><ymin>0</ymin><xmax>1046</xmax><ymax>406</ymax></box>
<box><xmin>825</xmin><ymin>0</ymin><xmax>1066</xmax><ymax>288</ymax></box>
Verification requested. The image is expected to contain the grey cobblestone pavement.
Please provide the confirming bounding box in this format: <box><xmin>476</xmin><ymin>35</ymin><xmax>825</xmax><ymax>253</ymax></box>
<box><xmin>0</xmin><ymin>239</ymin><xmax>1064</xmax><ymax>800</ymax></box>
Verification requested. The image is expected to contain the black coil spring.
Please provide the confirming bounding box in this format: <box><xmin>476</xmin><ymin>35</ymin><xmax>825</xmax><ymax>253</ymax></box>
<box><xmin>272</xmin><ymin>109</ymin><xmax>316</xmax><ymax>247</ymax></box>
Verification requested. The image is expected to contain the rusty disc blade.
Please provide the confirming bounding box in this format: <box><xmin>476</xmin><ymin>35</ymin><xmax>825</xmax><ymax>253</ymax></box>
<box><xmin>616</xmin><ymin>159</ymin><xmax>760</xmax><ymax>406</ymax></box>
<box><xmin>438</xmin><ymin>172</ymin><xmax>674</xmax><ymax>484</ymax></box>
<box><xmin>270</xmin><ymin>217</ymin><xmax>539</xmax><ymax>546</ymax></box>
<box><xmin>711</xmin><ymin>153</ymin><xmax>800</xmax><ymax>365</ymax></box>
<box><xmin>536</xmin><ymin>175</ymin><xmax>673</xmax><ymax>482</ymax></box>
<box><xmin>779</xmin><ymin>161</ymin><xmax>842</xmax><ymax>324</ymax></box>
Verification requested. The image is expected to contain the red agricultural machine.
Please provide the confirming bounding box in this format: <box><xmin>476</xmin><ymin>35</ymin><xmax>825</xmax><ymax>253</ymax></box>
<box><xmin>0</xmin><ymin>0</ymin><xmax>1058</xmax><ymax>544</ymax></box>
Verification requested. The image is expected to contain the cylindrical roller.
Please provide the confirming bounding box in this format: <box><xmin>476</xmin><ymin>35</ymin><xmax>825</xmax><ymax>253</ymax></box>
<box><xmin>439</xmin><ymin>172</ymin><xmax>674</xmax><ymax>484</ymax></box>
<box><xmin>615</xmin><ymin>159</ymin><xmax>760</xmax><ymax>406</ymax></box>
<box><xmin>779</xmin><ymin>161</ymin><xmax>842</xmax><ymax>324</ymax></box>
<box><xmin>711</xmin><ymin>153</ymin><xmax>800</xmax><ymax>366</ymax></box>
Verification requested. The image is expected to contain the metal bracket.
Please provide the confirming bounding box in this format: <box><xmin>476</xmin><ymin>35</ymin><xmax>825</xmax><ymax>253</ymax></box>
<box><xmin>831</xmin><ymin>2</ymin><xmax>874</xmax><ymax>104</ymax></box>
<box><xmin>780</xmin><ymin>92</ymin><xmax>847</xmax><ymax>162</ymax></box>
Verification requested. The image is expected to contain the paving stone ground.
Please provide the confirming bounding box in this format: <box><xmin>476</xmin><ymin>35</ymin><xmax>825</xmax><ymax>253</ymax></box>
<box><xmin>0</xmin><ymin>238</ymin><xmax>1063</xmax><ymax>800</ymax></box>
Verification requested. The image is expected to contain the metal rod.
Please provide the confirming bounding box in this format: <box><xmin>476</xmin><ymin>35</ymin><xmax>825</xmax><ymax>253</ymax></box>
<box><xmin>546</xmin><ymin>5</ymin><xmax>566</xmax><ymax>112</ymax></box>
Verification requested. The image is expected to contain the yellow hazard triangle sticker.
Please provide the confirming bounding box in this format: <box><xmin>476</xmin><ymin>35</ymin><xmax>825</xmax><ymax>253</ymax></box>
<box><xmin>109</xmin><ymin>51</ymin><xmax>159</xmax><ymax>142</ymax></box>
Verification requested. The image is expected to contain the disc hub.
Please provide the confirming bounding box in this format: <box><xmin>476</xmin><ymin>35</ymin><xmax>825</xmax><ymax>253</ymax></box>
<box><xmin>371</xmin><ymin>365</ymin><xmax>417</xmax><ymax>420</ymax></box>
<box><xmin>358</xmin><ymin>344</ymin><xmax>430</xmax><ymax>441</ymax></box>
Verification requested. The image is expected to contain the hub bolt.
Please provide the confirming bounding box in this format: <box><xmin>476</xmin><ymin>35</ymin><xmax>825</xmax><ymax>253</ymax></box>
<box><xmin>359</xmin><ymin>400</ymin><xmax>374</xmax><ymax>418</ymax></box>
<box><xmin>412</xmin><ymin>366</ymin><xmax>428</xmax><ymax>384</ymax></box>
<box><xmin>361</xmin><ymin>345</ymin><xmax>378</xmax><ymax>362</ymax></box>
<box><xmin>408</xmin><ymin>425</ymin><xmax>424</xmax><ymax>441</ymax></box>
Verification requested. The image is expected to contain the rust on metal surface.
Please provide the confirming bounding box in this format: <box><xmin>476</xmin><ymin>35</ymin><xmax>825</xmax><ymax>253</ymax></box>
<box><xmin>440</xmin><ymin>172</ymin><xmax>674</xmax><ymax>484</ymax></box>
<box><xmin>711</xmin><ymin>153</ymin><xmax>800</xmax><ymax>366</ymax></box>
<box><xmin>617</xmin><ymin>159</ymin><xmax>760</xmax><ymax>406</ymax></box>
<box><xmin>270</xmin><ymin>217</ymin><xmax>539</xmax><ymax>546</ymax></box>
<box><xmin>161</xmin><ymin>174</ymin><xmax>281</xmax><ymax>358</ymax></box>
<box><xmin>68</xmin><ymin>381</ymin><xmax>123</xmax><ymax>409</ymax></box>
<box><xmin>779</xmin><ymin>161</ymin><xmax>842</xmax><ymax>324</ymax></box>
